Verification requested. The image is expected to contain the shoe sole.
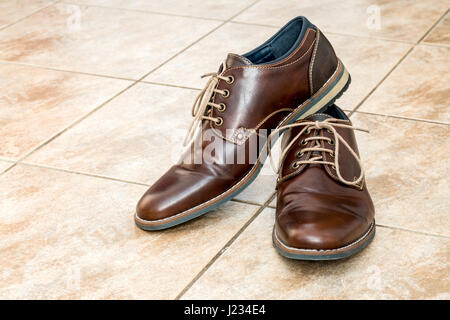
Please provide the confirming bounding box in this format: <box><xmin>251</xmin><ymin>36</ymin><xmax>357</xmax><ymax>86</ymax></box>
<box><xmin>272</xmin><ymin>222</ymin><xmax>376</xmax><ymax>261</ymax></box>
<box><xmin>135</xmin><ymin>60</ymin><xmax>350</xmax><ymax>231</ymax></box>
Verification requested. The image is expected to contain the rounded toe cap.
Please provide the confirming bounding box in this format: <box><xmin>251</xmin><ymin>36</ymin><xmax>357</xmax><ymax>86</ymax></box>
<box><xmin>136</xmin><ymin>193</ymin><xmax>171</xmax><ymax>222</ymax></box>
<box><xmin>276</xmin><ymin>211</ymin><xmax>369</xmax><ymax>250</ymax></box>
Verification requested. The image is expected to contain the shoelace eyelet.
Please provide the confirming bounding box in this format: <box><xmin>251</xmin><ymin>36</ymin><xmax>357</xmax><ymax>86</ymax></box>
<box><xmin>331</xmin><ymin>165</ymin><xmax>336</xmax><ymax>170</ymax></box>
<box><xmin>215</xmin><ymin>117</ymin><xmax>223</xmax><ymax>126</ymax></box>
<box><xmin>222</xmin><ymin>89</ymin><xmax>230</xmax><ymax>98</ymax></box>
<box><xmin>328</xmin><ymin>139</ymin><xmax>334</xmax><ymax>145</ymax></box>
<box><xmin>291</xmin><ymin>161</ymin><xmax>300</xmax><ymax>169</ymax></box>
<box><xmin>300</xmin><ymin>139</ymin><xmax>307</xmax><ymax>146</ymax></box>
<box><xmin>330</xmin><ymin>151</ymin><xmax>335</xmax><ymax>158</ymax></box>
<box><xmin>218</xmin><ymin>103</ymin><xmax>226</xmax><ymax>112</ymax></box>
<box><xmin>327</xmin><ymin>129</ymin><xmax>332</xmax><ymax>134</ymax></box>
<box><xmin>226</xmin><ymin>76</ymin><xmax>234</xmax><ymax>84</ymax></box>
<box><xmin>296</xmin><ymin>151</ymin><xmax>304</xmax><ymax>158</ymax></box>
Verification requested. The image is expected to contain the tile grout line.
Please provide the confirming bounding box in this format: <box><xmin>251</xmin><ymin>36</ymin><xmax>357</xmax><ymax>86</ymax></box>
<box><xmin>8</xmin><ymin>160</ymin><xmax>264</xmax><ymax>209</ymax></box>
<box><xmin>13</xmin><ymin>81</ymin><xmax>140</xmax><ymax>164</ymax></box>
<box><xmin>376</xmin><ymin>224</ymin><xmax>450</xmax><ymax>240</ymax></box>
<box><xmin>0</xmin><ymin>162</ymin><xmax>18</xmax><ymax>176</ymax></box>
<box><xmin>419</xmin><ymin>41</ymin><xmax>450</xmax><ymax>49</ymax></box>
<box><xmin>60</xmin><ymin>1</ymin><xmax>227</xmax><ymax>23</ymax></box>
<box><xmin>131</xmin><ymin>0</ymin><xmax>263</xmax><ymax>83</ymax></box>
<box><xmin>17</xmin><ymin>161</ymin><xmax>151</xmax><ymax>186</ymax></box>
<box><xmin>12</xmin><ymin>0</ymin><xmax>262</xmax><ymax>166</ymax></box>
<box><xmin>0</xmin><ymin>0</ymin><xmax>60</xmax><ymax>32</ymax></box>
<box><xmin>348</xmin><ymin>44</ymin><xmax>414</xmax><ymax>116</ymax></box>
<box><xmin>351</xmin><ymin>110</ymin><xmax>450</xmax><ymax>126</ymax></box>
<box><xmin>175</xmin><ymin>192</ymin><xmax>276</xmax><ymax>300</ymax></box>
<box><xmin>418</xmin><ymin>9</ymin><xmax>449</xmax><ymax>44</ymax></box>
<box><xmin>235</xmin><ymin>202</ymin><xmax>450</xmax><ymax>240</ymax></box>
<box><xmin>230</xmin><ymin>198</ymin><xmax>268</xmax><ymax>207</ymax></box>
<box><xmin>0</xmin><ymin>60</ymin><xmax>203</xmax><ymax>91</ymax></box>
<box><xmin>350</xmin><ymin>7</ymin><xmax>450</xmax><ymax>116</ymax></box>
<box><xmin>140</xmin><ymin>81</ymin><xmax>201</xmax><ymax>91</ymax></box>
<box><xmin>0</xmin><ymin>60</ymin><xmax>138</xmax><ymax>82</ymax></box>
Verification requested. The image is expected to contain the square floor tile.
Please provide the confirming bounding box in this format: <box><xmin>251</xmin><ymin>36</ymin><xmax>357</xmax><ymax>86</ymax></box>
<box><xmin>145</xmin><ymin>22</ymin><xmax>278</xmax><ymax>89</ymax></box>
<box><xmin>0</xmin><ymin>0</ymin><xmax>54</xmax><ymax>29</ymax></box>
<box><xmin>357</xmin><ymin>45</ymin><xmax>450</xmax><ymax>123</ymax></box>
<box><xmin>25</xmin><ymin>83</ymin><xmax>198</xmax><ymax>183</ymax></box>
<box><xmin>0</xmin><ymin>63</ymin><xmax>131</xmax><ymax>159</ymax></box>
<box><xmin>70</xmin><ymin>0</ymin><xmax>256</xmax><ymax>20</ymax></box>
<box><xmin>352</xmin><ymin>113</ymin><xmax>449</xmax><ymax>237</ymax></box>
<box><xmin>326</xmin><ymin>34</ymin><xmax>411</xmax><ymax>110</ymax></box>
<box><xmin>182</xmin><ymin>208</ymin><xmax>450</xmax><ymax>299</ymax></box>
<box><xmin>233</xmin><ymin>0</ymin><xmax>449</xmax><ymax>42</ymax></box>
<box><xmin>423</xmin><ymin>12</ymin><xmax>450</xmax><ymax>46</ymax></box>
<box><xmin>0</xmin><ymin>165</ymin><xmax>259</xmax><ymax>299</ymax></box>
<box><xmin>0</xmin><ymin>3</ymin><xmax>220</xmax><ymax>79</ymax></box>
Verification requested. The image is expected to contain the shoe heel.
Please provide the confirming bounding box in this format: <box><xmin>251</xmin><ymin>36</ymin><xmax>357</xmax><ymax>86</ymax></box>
<box><xmin>285</xmin><ymin>60</ymin><xmax>350</xmax><ymax>124</ymax></box>
<box><xmin>302</xmin><ymin>60</ymin><xmax>350</xmax><ymax>118</ymax></box>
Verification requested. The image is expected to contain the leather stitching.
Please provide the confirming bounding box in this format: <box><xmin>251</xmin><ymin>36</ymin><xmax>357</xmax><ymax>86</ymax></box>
<box><xmin>228</xmin><ymin>52</ymin><xmax>253</xmax><ymax>65</ymax></box>
<box><xmin>268</xmin><ymin>28</ymin><xmax>315</xmax><ymax>67</ymax></box>
<box><xmin>210</xmin><ymin>40</ymin><xmax>317</xmax><ymax>143</ymax></box>
<box><xmin>309</xmin><ymin>29</ymin><xmax>321</xmax><ymax>95</ymax></box>
<box><xmin>221</xmin><ymin>35</ymin><xmax>317</xmax><ymax>74</ymax></box>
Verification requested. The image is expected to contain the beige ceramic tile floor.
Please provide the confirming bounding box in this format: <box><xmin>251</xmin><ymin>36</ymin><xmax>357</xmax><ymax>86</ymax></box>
<box><xmin>0</xmin><ymin>0</ymin><xmax>449</xmax><ymax>300</ymax></box>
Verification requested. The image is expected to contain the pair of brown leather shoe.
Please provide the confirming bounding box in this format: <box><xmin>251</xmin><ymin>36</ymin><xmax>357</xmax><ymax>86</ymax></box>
<box><xmin>136</xmin><ymin>17</ymin><xmax>375</xmax><ymax>260</ymax></box>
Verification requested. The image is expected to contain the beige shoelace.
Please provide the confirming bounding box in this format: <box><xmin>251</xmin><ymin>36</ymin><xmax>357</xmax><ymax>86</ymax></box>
<box><xmin>266</xmin><ymin>118</ymin><xmax>369</xmax><ymax>188</ymax></box>
<box><xmin>183</xmin><ymin>61</ymin><xmax>233</xmax><ymax>146</ymax></box>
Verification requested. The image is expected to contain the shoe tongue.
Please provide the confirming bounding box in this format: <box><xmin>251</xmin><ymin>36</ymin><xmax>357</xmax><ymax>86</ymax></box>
<box><xmin>225</xmin><ymin>53</ymin><xmax>252</xmax><ymax>68</ymax></box>
<box><xmin>303</xmin><ymin>113</ymin><xmax>333</xmax><ymax>122</ymax></box>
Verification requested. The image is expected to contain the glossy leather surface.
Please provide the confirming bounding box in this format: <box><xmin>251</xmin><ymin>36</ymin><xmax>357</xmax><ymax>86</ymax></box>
<box><xmin>275</xmin><ymin>107</ymin><xmax>375</xmax><ymax>250</ymax></box>
<box><xmin>137</xmin><ymin>19</ymin><xmax>342</xmax><ymax>223</ymax></box>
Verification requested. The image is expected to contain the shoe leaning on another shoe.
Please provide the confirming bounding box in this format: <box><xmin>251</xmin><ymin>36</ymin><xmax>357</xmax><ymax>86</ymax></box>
<box><xmin>136</xmin><ymin>16</ymin><xmax>351</xmax><ymax>230</ymax></box>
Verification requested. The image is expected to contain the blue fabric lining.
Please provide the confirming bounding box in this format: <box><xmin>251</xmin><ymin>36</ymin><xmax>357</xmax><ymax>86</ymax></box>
<box><xmin>243</xmin><ymin>16</ymin><xmax>315</xmax><ymax>65</ymax></box>
<box><xmin>324</xmin><ymin>104</ymin><xmax>349</xmax><ymax>120</ymax></box>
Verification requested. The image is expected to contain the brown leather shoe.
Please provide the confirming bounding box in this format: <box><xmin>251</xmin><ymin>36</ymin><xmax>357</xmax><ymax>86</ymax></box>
<box><xmin>136</xmin><ymin>17</ymin><xmax>351</xmax><ymax>230</ymax></box>
<box><xmin>272</xmin><ymin>105</ymin><xmax>375</xmax><ymax>260</ymax></box>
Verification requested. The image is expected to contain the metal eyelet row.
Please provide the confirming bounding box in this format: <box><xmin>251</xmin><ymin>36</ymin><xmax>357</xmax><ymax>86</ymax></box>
<box><xmin>214</xmin><ymin>75</ymin><xmax>234</xmax><ymax>127</ymax></box>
